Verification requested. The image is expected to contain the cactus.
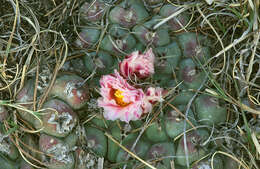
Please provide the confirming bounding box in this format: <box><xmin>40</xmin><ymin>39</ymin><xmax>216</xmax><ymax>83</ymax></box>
<box><xmin>39</xmin><ymin>134</ymin><xmax>75</xmax><ymax>169</ymax></box>
<box><xmin>155</xmin><ymin>41</ymin><xmax>182</xmax><ymax>71</ymax></box>
<box><xmin>20</xmin><ymin>134</ymin><xmax>39</xmax><ymax>160</ymax></box>
<box><xmin>164</xmin><ymin>105</ymin><xmax>196</xmax><ymax>139</ymax></box>
<box><xmin>100</xmin><ymin>34</ymin><xmax>136</xmax><ymax>55</ymax></box>
<box><xmin>159</xmin><ymin>5</ymin><xmax>190</xmax><ymax>31</ymax></box>
<box><xmin>16</xmin><ymin>79</ymin><xmax>39</xmax><ymax>126</ymax></box>
<box><xmin>178</xmin><ymin>58</ymin><xmax>207</xmax><ymax>90</ymax></box>
<box><xmin>153</xmin><ymin>41</ymin><xmax>182</xmax><ymax>87</ymax></box>
<box><xmin>171</xmin><ymin>90</ymin><xmax>195</xmax><ymax>106</ymax></box>
<box><xmin>49</xmin><ymin>74</ymin><xmax>89</xmax><ymax>110</ymax></box>
<box><xmin>145</xmin><ymin>120</ymin><xmax>169</xmax><ymax>143</ymax></box>
<box><xmin>175</xmin><ymin>129</ymin><xmax>209</xmax><ymax>166</ymax></box>
<box><xmin>83</xmin><ymin>51</ymin><xmax>117</xmax><ymax>75</ymax></box>
<box><xmin>143</xmin><ymin>0</ymin><xmax>164</xmax><ymax>8</ymax></box>
<box><xmin>63</xmin><ymin>129</ymin><xmax>78</xmax><ymax>149</ymax></box>
<box><xmin>0</xmin><ymin>124</ymin><xmax>19</xmax><ymax>161</ymax></box>
<box><xmin>79</xmin><ymin>0</ymin><xmax>107</xmax><ymax>22</ymax></box>
<box><xmin>0</xmin><ymin>154</ymin><xmax>19</xmax><ymax>169</ymax></box>
<box><xmin>84</xmin><ymin>126</ymin><xmax>107</xmax><ymax>157</ymax></box>
<box><xmin>133</xmin><ymin>15</ymin><xmax>170</xmax><ymax>47</ymax></box>
<box><xmin>39</xmin><ymin>99</ymin><xmax>78</xmax><ymax>137</ymax></box>
<box><xmin>177</xmin><ymin>32</ymin><xmax>211</xmax><ymax>63</ymax></box>
<box><xmin>88</xmin><ymin>114</ymin><xmax>111</xmax><ymax>129</ymax></box>
<box><xmin>194</xmin><ymin>94</ymin><xmax>227</xmax><ymax>125</ymax></box>
<box><xmin>74</xmin><ymin>147</ymin><xmax>98</xmax><ymax>169</ymax></box>
<box><xmin>223</xmin><ymin>156</ymin><xmax>239</xmax><ymax>169</ymax></box>
<box><xmin>191</xmin><ymin>154</ymin><xmax>223</xmax><ymax>169</ymax></box>
<box><xmin>0</xmin><ymin>105</ymin><xmax>9</xmax><ymax>122</ymax></box>
<box><xmin>116</xmin><ymin>133</ymin><xmax>150</xmax><ymax>168</ymax></box>
<box><xmin>109</xmin><ymin>24</ymin><xmax>129</xmax><ymax>38</ymax></box>
<box><xmin>145</xmin><ymin>142</ymin><xmax>175</xmax><ymax>169</ymax></box>
<box><xmin>74</xmin><ymin>28</ymin><xmax>101</xmax><ymax>49</ymax></box>
<box><xmin>20</xmin><ymin>159</ymin><xmax>35</xmax><ymax>169</ymax></box>
<box><xmin>109</xmin><ymin>0</ymin><xmax>149</xmax><ymax>28</ymax></box>
<box><xmin>107</xmin><ymin>123</ymin><xmax>122</xmax><ymax>162</ymax></box>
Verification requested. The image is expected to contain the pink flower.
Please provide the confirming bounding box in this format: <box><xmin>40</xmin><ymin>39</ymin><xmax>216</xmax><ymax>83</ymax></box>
<box><xmin>142</xmin><ymin>87</ymin><xmax>164</xmax><ymax>113</ymax></box>
<box><xmin>119</xmin><ymin>48</ymin><xmax>155</xmax><ymax>79</ymax></box>
<box><xmin>98</xmin><ymin>70</ymin><xmax>147</xmax><ymax>122</ymax></box>
<box><xmin>146</xmin><ymin>87</ymin><xmax>164</xmax><ymax>103</ymax></box>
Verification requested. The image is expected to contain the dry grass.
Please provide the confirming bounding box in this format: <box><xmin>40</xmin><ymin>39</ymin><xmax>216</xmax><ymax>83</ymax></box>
<box><xmin>0</xmin><ymin>0</ymin><xmax>259</xmax><ymax>168</ymax></box>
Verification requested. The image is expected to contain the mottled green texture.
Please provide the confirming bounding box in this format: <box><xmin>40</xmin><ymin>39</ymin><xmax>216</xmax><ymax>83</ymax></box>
<box><xmin>85</xmin><ymin>126</ymin><xmax>107</xmax><ymax>157</ymax></box>
<box><xmin>195</xmin><ymin>94</ymin><xmax>227</xmax><ymax>125</ymax></box>
<box><xmin>177</xmin><ymin>32</ymin><xmax>211</xmax><ymax>63</ymax></box>
<box><xmin>100</xmin><ymin>34</ymin><xmax>136</xmax><ymax>55</ymax></box>
<box><xmin>133</xmin><ymin>15</ymin><xmax>170</xmax><ymax>47</ymax></box>
<box><xmin>116</xmin><ymin>133</ymin><xmax>150</xmax><ymax>168</ymax></box>
<box><xmin>109</xmin><ymin>0</ymin><xmax>148</xmax><ymax>28</ymax></box>
<box><xmin>107</xmin><ymin>124</ymin><xmax>121</xmax><ymax>162</ymax></box>
<box><xmin>0</xmin><ymin>154</ymin><xmax>19</xmax><ymax>169</ymax></box>
<box><xmin>159</xmin><ymin>5</ymin><xmax>190</xmax><ymax>31</ymax></box>
<box><xmin>178</xmin><ymin>58</ymin><xmax>207</xmax><ymax>90</ymax></box>
<box><xmin>145</xmin><ymin>142</ymin><xmax>175</xmax><ymax>169</ymax></box>
<box><xmin>176</xmin><ymin>129</ymin><xmax>209</xmax><ymax>166</ymax></box>
<box><xmin>191</xmin><ymin>154</ymin><xmax>223</xmax><ymax>169</ymax></box>
<box><xmin>145</xmin><ymin>120</ymin><xmax>169</xmax><ymax>143</ymax></box>
<box><xmin>49</xmin><ymin>74</ymin><xmax>89</xmax><ymax>110</ymax></box>
<box><xmin>75</xmin><ymin>28</ymin><xmax>101</xmax><ymax>48</ymax></box>
<box><xmin>171</xmin><ymin>91</ymin><xmax>195</xmax><ymax>106</ymax></box>
<box><xmin>83</xmin><ymin>51</ymin><xmax>116</xmax><ymax>75</ymax></box>
<box><xmin>164</xmin><ymin>105</ymin><xmax>195</xmax><ymax>139</ymax></box>
<box><xmin>39</xmin><ymin>99</ymin><xmax>78</xmax><ymax>137</ymax></box>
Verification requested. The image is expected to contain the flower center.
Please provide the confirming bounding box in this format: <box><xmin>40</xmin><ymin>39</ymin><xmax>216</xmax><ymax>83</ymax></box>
<box><xmin>113</xmin><ymin>89</ymin><xmax>130</xmax><ymax>107</ymax></box>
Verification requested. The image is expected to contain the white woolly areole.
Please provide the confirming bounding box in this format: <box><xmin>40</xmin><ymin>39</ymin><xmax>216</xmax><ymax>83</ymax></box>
<box><xmin>46</xmin><ymin>143</ymin><xmax>72</xmax><ymax>163</ymax></box>
<box><xmin>48</xmin><ymin>112</ymin><xmax>75</xmax><ymax>134</ymax></box>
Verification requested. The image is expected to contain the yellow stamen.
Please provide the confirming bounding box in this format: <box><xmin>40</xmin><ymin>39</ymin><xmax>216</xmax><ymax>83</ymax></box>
<box><xmin>114</xmin><ymin>89</ymin><xmax>130</xmax><ymax>107</ymax></box>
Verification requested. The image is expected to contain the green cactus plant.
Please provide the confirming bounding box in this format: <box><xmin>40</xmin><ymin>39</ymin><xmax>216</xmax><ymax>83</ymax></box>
<box><xmin>143</xmin><ymin>0</ymin><xmax>164</xmax><ymax>8</ymax></box>
<box><xmin>100</xmin><ymin>34</ymin><xmax>136</xmax><ymax>55</ymax></box>
<box><xmin>116</xmin><ymin>133</ymin><xmax>150</xmax><ymax>168</ymax></box>
<box><xmin>38</xmin><ymin>99</ymin><xmax>78</xmax><ymax>137</ymax></box>
<box><xmin>0</xmin><ymin>124</ymin><xmax>19</xmax><ymax>161</ymax></box>
<box><xmin>159</xmin><ymin>5</ymin><xmax>190</xmax><ymax>31</ymax></box>
<box><xmin>16</xmin><ymin>78</ymin><xmax>39</xmax><ymax>126</ymax></box>
<box><xmin>49</xmin><ymin>74</ymin><xmax>89</xmax><ymax>110</ymax></box>
<box><xmin>177</xmin><ymin>32</ymin><xmax>211</xmax><ymax>63</ymax></box>
<box><xmin>178</xmin><ymin>58</ymin><xmax>207</xmax><ymax>90</ymax></box>
<box><xmin>109</xmin><ymin>0</ymin><xmax>149</xmax><ymax>28</ymax></box>
<box><xmin>145</xmin><ymin>142</ymin><xmax>175</xmax><ymax>169</ymax></box>
<box><xmin>175</xmin><ymin>129</ymin><xmax>209</xmax><ymax>166</ymax></box>
<box><xmin>145</xmin><ymin>120</ymin><xmax>169</xmax><ymax>143</ymax></box>
<box><xmin>79</xmin><ymin>0</ymin><xmax>107</xmax><ymax>22</ymax></box>
<box><xmin>107</xmin><ymin>123</ymin><xmax>122</xmax><ymax>162</ymax></box>
<box><xmin>194</xmin><ymin>94</ymin><xmax>227</xmax><ymax>126</ymax></box>
<box><xmin>171</xmin><ymin>90</ymin><xmax>195</xmax><ymax>106</ymax></box>
<box><xmin>39</xmin><ymin>134</ymin><xmax>75</xmax><ymax>169</ymax></box>
<box><xmin>63</xmin><ymin>129</ymin><xmax>78</xmax><ymax>149</ymax></box>
<box><xmin>74</xmin><ymin>28</ymin><xmax>101</xmax><ymax>49</ymax></box>
<box><xmin>133</xmin><ymin>15</ymin><xmax>170</xmax><ymax>47</ymax></box>
<box><xmin>0</xmin><ymin>105</ymin><xmax>8</xmax><ymax>122</ymax></box>
<box><xmin>84</xmin><ymin>126</ymin><xmax>107</xmax><ymax>157</ymax></box>
<box><xmin>83</xmin><ymin>50</ymin><xmax>117</xmax><ymax>75</ymax></box>
<box><xmin>191</xmin><ymin>154</ymin><xmax>224</xmax><ymax>169</ymax></box>
<box><xmin>164</xmin><ymin>105</ymin><xmax>196</xmax><ymax>139</ymax></box>
<box><xmin>0</xmin><ymin>154</ymin><xmax>19</xmax><ymax>169</ymax></box>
